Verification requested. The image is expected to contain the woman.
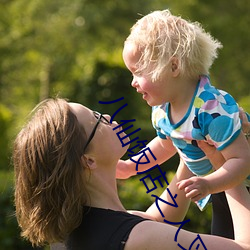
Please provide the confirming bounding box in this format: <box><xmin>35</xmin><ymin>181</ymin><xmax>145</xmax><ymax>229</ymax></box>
<box><xmin>13</xmin><ymin>98</ymin><xmax>250</xmax><ymax>249</ymax></box>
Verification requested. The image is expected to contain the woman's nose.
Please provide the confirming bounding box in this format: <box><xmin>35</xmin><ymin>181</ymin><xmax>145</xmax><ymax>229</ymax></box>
<box><xmin>103</xmin><ymin>114</ymin><xmax>112</xmax><ymax>123</ymax></box>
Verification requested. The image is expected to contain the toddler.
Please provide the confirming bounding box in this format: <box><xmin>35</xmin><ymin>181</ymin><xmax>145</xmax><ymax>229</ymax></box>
<box><xmin>120</xmin><ymin>9</ymin><xmax>250</xmax><ymax>238</ymax></box>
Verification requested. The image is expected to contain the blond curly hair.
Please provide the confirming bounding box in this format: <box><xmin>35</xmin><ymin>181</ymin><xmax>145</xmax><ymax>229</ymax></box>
<box><xmin>125</xmin><ymin>9</ymin><xmax>222</xmax><ymax>81</ymax></box>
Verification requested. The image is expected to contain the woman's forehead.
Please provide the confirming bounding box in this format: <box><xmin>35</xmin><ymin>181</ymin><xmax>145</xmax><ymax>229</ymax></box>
<box><xmin>68</xmin><ymin>102</ymin><xmax>90</xmax><ymax>114</ymax></box>
<box><xmin>68</xmin><ymin>103</ymin><xmax>93</xmax><ymax>124</ymax></box>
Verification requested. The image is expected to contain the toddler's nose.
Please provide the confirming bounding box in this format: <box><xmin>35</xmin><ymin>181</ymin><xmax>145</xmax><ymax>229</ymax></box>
<box><xmin>131</xmin><ymin>78</ymin><xmax>138</xmax><ymax>88</ymax></box>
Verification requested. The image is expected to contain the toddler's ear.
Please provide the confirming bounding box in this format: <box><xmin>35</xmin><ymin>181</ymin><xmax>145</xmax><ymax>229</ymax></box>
<box><xmin>171</xmin><ymin>62</ymin><xmax>178</xmax><ymax>72</ymax></box>
<box><xmin>171</xmin><ymin>57</ymin><xmax>180</xmax><ymax>76</ymax></box>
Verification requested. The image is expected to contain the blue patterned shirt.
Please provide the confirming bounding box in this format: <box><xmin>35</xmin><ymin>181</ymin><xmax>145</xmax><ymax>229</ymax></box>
<box><xmin>152</xmin><ymin>75</ymin><xmax>242</xmax><ymax>176</ymax></box>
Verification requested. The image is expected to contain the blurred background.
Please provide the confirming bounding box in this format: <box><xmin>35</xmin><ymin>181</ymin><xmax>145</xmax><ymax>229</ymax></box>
<box><xmin>0</xmin><ymin>0</ymin><xmax>249</xmax><ymax>249</ymax></box>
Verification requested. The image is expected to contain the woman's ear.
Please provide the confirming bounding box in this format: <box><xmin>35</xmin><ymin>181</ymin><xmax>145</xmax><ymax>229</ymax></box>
<box><xmin>170</xmin><ymin>57</ymin><xmax>180</xmax><ymax>77</ymax></box>
<box><xmin>82</xmin><ymin>155</ymin><xmax>97</xmax><ymax>169</ymax></box>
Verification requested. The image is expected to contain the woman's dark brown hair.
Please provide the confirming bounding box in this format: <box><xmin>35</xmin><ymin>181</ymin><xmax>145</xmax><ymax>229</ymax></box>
<box><xmin>13</xmin><ymin>98</ymin><xmax>88</xmax><ymax>246</ymax></box>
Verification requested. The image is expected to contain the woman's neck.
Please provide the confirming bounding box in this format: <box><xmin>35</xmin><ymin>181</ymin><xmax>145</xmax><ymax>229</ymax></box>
<box><xmin>84</xmin><ymin>164</ymin><xmax>126</xmax><ymax>212</ymax></box>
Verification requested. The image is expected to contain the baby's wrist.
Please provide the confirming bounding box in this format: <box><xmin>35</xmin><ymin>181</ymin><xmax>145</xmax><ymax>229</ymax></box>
<box><xmin>203</xmin><ymin>176</ymin><xmax>214</xmax><ymax>194</ymax></box>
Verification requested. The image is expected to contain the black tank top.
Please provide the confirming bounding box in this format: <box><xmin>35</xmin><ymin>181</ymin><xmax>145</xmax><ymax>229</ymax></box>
<box><xmin>66</xmin><ymin>206</ymin><xmax>148</xmax><ymax>250</ymax></box>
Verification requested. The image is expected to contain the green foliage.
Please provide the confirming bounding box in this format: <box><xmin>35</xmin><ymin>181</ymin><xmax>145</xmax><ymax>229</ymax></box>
<box><xmin>185</xmin><ymin>1</ymin><xmax>250</xmax><ymax>100</ymax></box>
<box><xmin>186</xmin><ymin>202</ymin><xmax>212</xmax><ymax>234</ymax></box>
<box><xmin>118</xmin><ymin>177</ymin><xmax>152</xmax><ymax>211</ymax></box>
<box><xmin>239</xmin><ymin>95</ymin><xmax>250</xmax><ymax>113</ymax></box>
<box><xmin>1</xmin><ymin>0</ymin><xmax>249</xmax><ymax>138</ymax></box>
<box><xmin>0</xmin><ymin>105</ymin><xmax>13</xmax><ymax>170</ymax></box>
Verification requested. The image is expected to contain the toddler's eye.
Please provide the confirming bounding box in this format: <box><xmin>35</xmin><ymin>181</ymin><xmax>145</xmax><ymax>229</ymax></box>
<box><xmin>134</xmin><ymin>71</ymin><xmax>142</xmax><ymax>77</ymax></box>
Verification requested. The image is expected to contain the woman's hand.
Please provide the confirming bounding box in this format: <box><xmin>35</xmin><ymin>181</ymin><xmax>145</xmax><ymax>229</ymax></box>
<box><xmin>239</xmin><ymin>107</ymin><xmax>250</xmax><ymax>141</ymax></box>
<box><xmin>197</xmin><ymin>141</ymin><xmax>226</xmax><ymax>170</ymax></box>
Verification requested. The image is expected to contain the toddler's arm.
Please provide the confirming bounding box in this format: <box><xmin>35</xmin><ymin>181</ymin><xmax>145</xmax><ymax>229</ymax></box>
<box><xmin>116</xmin><ymin>136</ymin><xmax>177</xmax><ymax>179</ymax></box>
<box><xmin>128</xmin><ymin>159</ymin><xmax>193</xmax><ymax>222</ymax></box>
<box><xmin>145</xmin><ymin>159</ymin><xmax>193</xmax><ymax>222</ymax></box>
<box><xmin>178</xmin><ymin>132</ymin><xmax>250</xmax><ymax>201</ymax></box>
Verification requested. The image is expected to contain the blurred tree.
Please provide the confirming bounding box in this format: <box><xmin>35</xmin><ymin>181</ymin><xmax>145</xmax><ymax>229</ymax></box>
<box><xmin>0</xmin><ymin>105</ymin><xmax>12</xmax><ymax>169</ymax></box>
<box><xmin>185</xmin><ymin>0</ymin><xmax>250</xmax><ymax>101</ymax></box>
<box><xmin>1</xmin><ymin>0</ymin><xmax>248</xmax><ymax>132</ymax></box>
<box><xmin>239</xmin><ymin>95</ymin><xmax>250</xmax><ymax>111</ymax></box>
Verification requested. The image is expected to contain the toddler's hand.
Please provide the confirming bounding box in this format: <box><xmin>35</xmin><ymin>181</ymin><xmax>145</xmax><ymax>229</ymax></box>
<box><xmin>177</xmin><ymin>176</ymin><xmax>211</xmax><ymax>202</ymax></box>
<box><xmin>116</xmin><ymin>159</ymin><xmax>135</xmax><ymax>179</ymax></box>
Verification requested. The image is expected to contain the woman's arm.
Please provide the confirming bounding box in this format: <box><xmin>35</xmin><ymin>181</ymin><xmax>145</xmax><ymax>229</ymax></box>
<box><xmin>125</xmin><ymin>183</ymin><xmax>250</xmax><ymax>250</ymax></box>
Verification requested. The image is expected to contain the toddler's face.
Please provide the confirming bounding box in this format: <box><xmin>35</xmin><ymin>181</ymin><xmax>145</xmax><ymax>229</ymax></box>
<box><xmin>123</xmin><ymin>43</ymin><xmax>173</xmax><ymax>106</ymax></box>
